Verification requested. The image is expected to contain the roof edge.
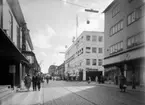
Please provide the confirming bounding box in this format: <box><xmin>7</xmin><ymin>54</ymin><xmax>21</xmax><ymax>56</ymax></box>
<box><xmin>102</xmin><ymin>0</ymin><xmax>115</xmax><ymax>13</ymax></box>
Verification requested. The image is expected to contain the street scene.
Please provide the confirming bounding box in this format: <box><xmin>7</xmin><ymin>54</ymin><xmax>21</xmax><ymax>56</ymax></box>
<box><xmin>1</xmin><ymin>80</ymin><xmax>145</xmax><ymax>105</ymax></box>
<box><xmin>0</xmin><ymin>0</ymin><xmax>145</xmax><ymax>105</ymax></box>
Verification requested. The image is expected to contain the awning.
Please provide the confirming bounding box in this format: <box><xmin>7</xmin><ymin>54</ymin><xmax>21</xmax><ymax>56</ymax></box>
<box><xmin>0</xmin><ymin>28</ymin><xmax>28</xmax><ymax>63</ymax></box>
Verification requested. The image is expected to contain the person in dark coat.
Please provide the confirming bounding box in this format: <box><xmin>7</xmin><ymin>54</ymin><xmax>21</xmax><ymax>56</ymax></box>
<box><xmin>24</xmin><ymin>74</ymin><xmax>31</xmax><ymax>91</ymax></box>
<box><xmin>119</xmin><ymin>74</ymin><xmax>127</xmax><ymax>92</ymax></box>
<box><xmin>132</xmin><ymin>73</ymin><xmax>136</xmax><ymax>89</ymax></box>
<box><xmin>46</xmin><ymin>76</ymin><xmax>49</xmax><ymax>84</ymax></box>
<box><xmin>36</xmin><ymin>73</ymin><xmax>42</xmax><ymax>91</ymax></box>
<box><xmin>32</xmin><ymin>74</ymin><xmax>37</xmax><ymax>91</ymax></box>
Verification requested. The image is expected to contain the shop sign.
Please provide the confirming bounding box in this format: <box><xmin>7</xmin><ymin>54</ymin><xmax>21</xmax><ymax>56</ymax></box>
<box><xmin>9</xmin><ymin>65</ymin><xmax>16</xmax><ymax>73</ymax></box>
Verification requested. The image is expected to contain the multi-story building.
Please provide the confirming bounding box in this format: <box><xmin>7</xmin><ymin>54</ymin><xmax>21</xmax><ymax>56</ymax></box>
<box><xmin>48</xmin><ymin>65</ymin><xmax>57</xmax><ymax>77</ymax></box>
<box><xmin>0</xmin><ymin>0</ymin><xmax>37</xmax><ymax>88</ymax></box>
<box><xmin>56</xmin><ymin>62</ymin><xmax>65</xmax><ymax>80</ymax></box>
<box><xmin>65</xmin><ymin>31</ymin><xmax>104</xmax><ymax>81</ymax></box>
<box><xmin>103</xmin><ymin>0</ymin><xmax>145</xmax><ymax>86</ymax></box>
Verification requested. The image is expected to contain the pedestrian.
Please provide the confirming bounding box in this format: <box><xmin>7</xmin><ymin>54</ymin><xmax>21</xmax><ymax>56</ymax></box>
<box><xmin>32</xmin><ymin>74</ymin><xmax>37</xmax><ymax>91</ymax></box>
<box><xmin>24</xmin><ymin>74</ymin><xmax>31</xmax><ymax>91</ymax></box>
<box><xmin>115</xmin><ymin>75</ymin><xmax>118</xmax><ymax>85</ymax></box>
<box><xmin>132</xmin><ymin>73</ymin><xmax>136</xmax><ymax>89</ymax></box>
<box><xmin>36</xmin><ymin>73</ymin><xmax>42</xmax><ymax>91</ymax></box>
<box><xmin>46</xmin><ymin>75</ymin><xmax>49</xmax><ymax>84</ymax></box>
<box><xmin>119</xmin><ymin>73</ymin><xmax>127</xmax><ymax>92</ymax></box>
<box><xmin>98</xmin><ymin>75</ymin><xmax>101</xmax><ymax>84</ymax></box>
<box><xmin>88</xmin><ymin>77</ymin><xmax>91</xmax><ymax>84</ymax></box>
<box><xmin>95</xmin><ymin>76</ymin><xmax>98</xmax><ymax>84</ymax></box>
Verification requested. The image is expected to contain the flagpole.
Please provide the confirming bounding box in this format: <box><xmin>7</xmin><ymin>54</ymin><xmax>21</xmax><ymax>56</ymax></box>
<box><xmin>76</xmin><ymin>14</ymin><xmax>78</xmax><ymax>39</ymax></box>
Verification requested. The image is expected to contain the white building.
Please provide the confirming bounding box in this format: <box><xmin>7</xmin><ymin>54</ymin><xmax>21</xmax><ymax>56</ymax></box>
<box><xmin>65</xmin><ymin>31</ymin><xmax>104</xmax><ymax>81</ymax></box>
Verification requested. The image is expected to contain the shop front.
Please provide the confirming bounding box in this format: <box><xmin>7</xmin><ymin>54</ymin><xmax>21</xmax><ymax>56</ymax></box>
<box><xmin>0</xmin><ymin>28</ymin><xmax>28</xmax><ymax>88</ymax></box>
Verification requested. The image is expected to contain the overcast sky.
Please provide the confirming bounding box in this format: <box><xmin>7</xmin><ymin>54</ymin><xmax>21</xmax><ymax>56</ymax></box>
<box><xmin>19</xmin><ymin>0</ymin><xmax>113</xmax><ymax>73</ymax></box>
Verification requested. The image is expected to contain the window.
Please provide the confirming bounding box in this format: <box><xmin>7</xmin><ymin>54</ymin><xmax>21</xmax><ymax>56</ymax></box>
<box><xmin>120</xmin><ymin>21</ymin><xmax>123</xmax><ymax>29</ymax></box>
<box><xmin>127</xmin><ymin>6</ymin><xmax>143</xmax><ymax>25</ymax></box>
<box><xmin>98</xmin><ymin>48</ymin><xmax>103</xmax><ymax>53</ymax></box>
<box><xmin>127</xmin><ymin>32</ymin><xmax>143</xmax><ymax>48</ymax></box>
<box><xmin>110</xmin><ymin>20</ymin><xmax>123</xmax><ymax>36</ymax></box>
<box><xmin>81</xmin><ymin>48</ymin><xmax>83</xmax><ymax>54</ymax></box>
<box><xmin>120</xmin><ymin>41</ymin><xmax>123</xmax><ymax>49</ymax></box>
<box><xmin>86</xmin><ymin>59</ymin><xmax>90</xmax><ymax>65</ymax></box>
<box><xmin>8</xmin><ymin>11</ymin><xmax>13</xmax><ymax>39</ymax></box>
<box><xmin>86</xmin><ymin>47</ymin><xmax>91</xmax><ymax>53</ymax></box>
<box><xmin>86</xmin><ymin>35</ymin><xmax>91</xmax><ymax>41</ymax></box>
<box><xmin>112</xmin><ymin>4</ymin><xmax>119</xmax><ymax>17</ymax></box>
<box><xmin>110</xmin><ymin>41</ymin><xmax>123</xmax><ymax>54</ymax></box>
<box><xmin>98</xmin><ymin>36</ymin><xmax>103</xmax><ymax>42</ymax></box>
<box><xmin>92</xmin><ymin>47</ymin><xmax>97</xmax><ymax>53</ymax></box>
<box><xmin>92</xmin><ymin>35</ymin><xmax>97</xmax><ymax>42</ymax></box>
<box><xmin>92</xmin><ymin>59</ymin><xmax>96</xmax><ymax>65</ymax></box>
<box><xmin>17</xmin><ymin>26</ymin><xmax>20</xmax><ymax>49</ymax></box>
<box><xmin>98</xmin><ymin>59</ymin><xmax>103</xmax><ymax>66</ymax></box>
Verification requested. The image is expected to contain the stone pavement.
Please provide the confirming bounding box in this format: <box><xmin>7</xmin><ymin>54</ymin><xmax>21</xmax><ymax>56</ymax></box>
<box><xmin>92</xmin><ymin>81</ymin><xmax>145</xmax><ymax>93</ymax></box>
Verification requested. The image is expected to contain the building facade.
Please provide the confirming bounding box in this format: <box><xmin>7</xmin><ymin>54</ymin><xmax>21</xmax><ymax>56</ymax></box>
<box><xmin>65</xmin><ymin>31</ymin><xmax>104</xmax><ymax>81</ymax></box>
<box><xmin>103</xmin><ymin>0</ymin><xmax>145</xmax><ymax>86</ymax></box>
<box><xmin>48</xmin><ymin>65</ymin><xmax>57</xmax><ymax>77</ymax></box>
<box><xmin>56</xmin><ymin>62</ymin><xmax>65</xmax><ymax>80</ymax></box>
<box><xmin>0</xmin><ymin>0</ymin><xmax>37</xmax><ymax>88</ymax></box>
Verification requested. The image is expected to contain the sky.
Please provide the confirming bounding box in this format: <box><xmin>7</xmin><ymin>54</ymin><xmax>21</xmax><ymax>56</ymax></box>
<box><xmin>19</xmin><ymin>0</ymin><xmax>113</xmax><ymax>73</ymax></box>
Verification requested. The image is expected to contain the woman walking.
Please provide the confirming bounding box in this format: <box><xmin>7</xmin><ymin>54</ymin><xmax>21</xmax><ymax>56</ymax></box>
<box><xmin>24</xmin><ymin>74</ymin><xmax>32</xmax><ymax>91</ymax></box>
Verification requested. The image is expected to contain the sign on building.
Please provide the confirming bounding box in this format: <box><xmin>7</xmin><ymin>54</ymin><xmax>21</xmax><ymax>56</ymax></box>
<box><xmin>9</xmin><ymin>65</ymin><xmax>16</xmax><ymax>73</ymax></box>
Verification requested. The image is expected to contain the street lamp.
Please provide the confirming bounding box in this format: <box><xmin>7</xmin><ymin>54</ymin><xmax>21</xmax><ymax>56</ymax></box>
<box><xmin>75</xmin><ymin>9</ymin><xmax>99</xmax><ymax>38</ymax></box>
<box><xmin>85</xmin><ymin>9</ymin><xmax>99</xmax><ymax>13</ymax></box>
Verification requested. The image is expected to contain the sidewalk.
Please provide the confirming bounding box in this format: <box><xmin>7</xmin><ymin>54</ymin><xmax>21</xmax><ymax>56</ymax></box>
<box><xmin>93</xmin><ymin>81</ymin><xmax>145</xmax><ymax>93</ymax></box>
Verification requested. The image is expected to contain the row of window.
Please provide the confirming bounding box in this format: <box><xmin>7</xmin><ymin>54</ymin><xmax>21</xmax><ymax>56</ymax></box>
<box><xmin>110</xmin><ymin>3</ymin><xmax>144</xmax><ymax>36</ymax></box>
<box><xmin>110</xmin><ymin>41</ymin><xmax>123</xmax><ymax>54</ymax></box>
<box><xmin>86</xmin><ymin>47</ymin><xmax>103</xmax><ymax>54</ymax></box>
<box><xmin>76</xmin><ymin>48</ymin><xmax>83</xmax><ymax>56</ymax></box>
<box><xmin>112</xmin><ymin>0</ymin><xmax>135</xmax><ymax>18</ymax></box>
<box><xmin>127</xmin><ymin>32</ymin><xmax>144</xmax><ymax>48</ymax></box>
<box><xmin>86</xmin><ymin>35</ymin><xmax>103</xmax><ymax>42</ymax></box>
<box><xmin>110</xmin><ymin>31</ymin><xmax>144</xmax><ymax>54</ymax></box>
<box><xmin>127</xmin><ymin>4</ymin><xmax>144</xmax><ymax>25</ymax></box>
<box><xmin>86</xmin><ymin>59</ymin><xmax>103</xmax><ymax>66</ymax></box>
<box><xmin>110</xmin><ymin>20</ymin><xmax>123</xmax><ymax>36</ymax></box>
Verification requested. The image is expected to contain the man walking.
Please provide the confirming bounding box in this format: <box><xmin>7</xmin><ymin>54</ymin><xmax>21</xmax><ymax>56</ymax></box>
<box><xmin>132</xmin><ymin>73</ymin><xmax>136</xmax><ymax>89</ymax></box>
<box><xmin>46</xmin><ymin>75</ymin><xmax>49</xmax><ymax>84</ymax></box>
<box><xmin>32</xmin><ymin>74</ymin><xmax>37</xmax><ymax>91</ymax></box>
<box><xmin>36</xmin><ymin>73</ymin><xmax>42</xmax><ymax>91</ymax></box>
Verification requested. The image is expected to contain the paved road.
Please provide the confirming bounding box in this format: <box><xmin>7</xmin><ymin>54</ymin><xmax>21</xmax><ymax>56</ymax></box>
<box><xmin>1</xmin><ymin>80</ymin><xmax>145</xmax><ymax>105</ymax></box>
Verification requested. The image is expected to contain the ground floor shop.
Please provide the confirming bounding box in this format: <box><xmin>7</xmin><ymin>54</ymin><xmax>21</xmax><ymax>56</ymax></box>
<box><xmin>104</xmin><ymin>47</ymin><xmax>145</xmax><ymax>86</ymax></box>
<box><xmin>0</xmin><ymin>28</ymin><xmax>29</xmax><ymax>88</ymax></box>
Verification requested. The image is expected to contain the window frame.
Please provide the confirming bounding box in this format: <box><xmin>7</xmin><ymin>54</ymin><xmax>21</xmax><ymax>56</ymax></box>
<box><xmin>86</xmin><ymin>35</ymin><xmax>91</xmax><ymax>41</ymax></box>
<box><xmin>98</xmin><ymin>59</ymin><xmax>103</xmax><ymax>66</ymax></box>
<box><xmin>98</xmin><ymin>47</ymin><xmax>103</xmax><ymax>54</ymax></box>
<box><xmin>86</xmin><ymin>59</ymin><xmax>90</xmax><ymax>65</ymax></box>
<box><xmin>112</xmin><ymin>4</ymin><xmax>120</xmax><ymax>18</ymax></box>
<box><xmin>92</xmin><ymin>35</ymin><xmax>97</xmax><ymax>42</ymax></box>
<box><xmin>92</xmin><ymin>59</ymin><xmax>97</xmax><ymax>66</ymax></box>
<box><xmin>92</xmin><ymin>47</ymin><xmax>97</xmax><ymax>53</ymax></box>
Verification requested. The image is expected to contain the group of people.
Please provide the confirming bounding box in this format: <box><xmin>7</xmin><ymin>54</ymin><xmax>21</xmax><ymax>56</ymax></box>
<box><xmin>24</xmin><ymin>72</ymin><xmax>43</xmax><ymax>91</ymax></box>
